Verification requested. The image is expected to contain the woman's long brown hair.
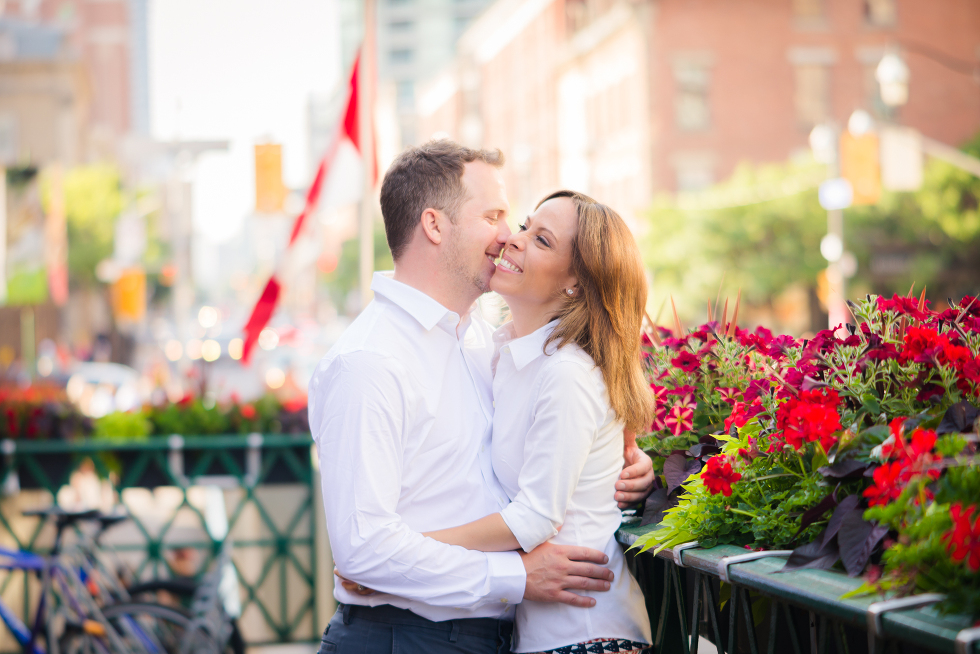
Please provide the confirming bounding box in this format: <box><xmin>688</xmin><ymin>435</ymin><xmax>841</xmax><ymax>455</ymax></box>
<box><xmin>539</xmin><ymin>190</ymin><xmax>654</xmax><ymax>434</ymax></box>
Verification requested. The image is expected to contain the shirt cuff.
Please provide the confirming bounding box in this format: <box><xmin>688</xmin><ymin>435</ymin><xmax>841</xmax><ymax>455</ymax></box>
<box><xmin>486</xmin><ymin>550</ymin><xmax>527</xmax><ymax>604</ymax></box>
<box><xmin>500</xmin><ymin>502</ymin><xmax>559</xmax><ymax>553</ymax></box>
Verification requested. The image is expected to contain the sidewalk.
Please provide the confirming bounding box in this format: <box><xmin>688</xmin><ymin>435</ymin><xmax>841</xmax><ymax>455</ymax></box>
<box><xmin>247</xmin><ymin>645</ymin><xmax>316</xmax><ymax>654</ymax></box>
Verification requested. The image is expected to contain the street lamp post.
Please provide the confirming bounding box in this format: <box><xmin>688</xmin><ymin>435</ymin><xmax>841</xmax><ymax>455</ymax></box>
<box><xmin>810</xmin><ymin>123</ymin><xmax>857</xmax><ymax>332</ymax></box>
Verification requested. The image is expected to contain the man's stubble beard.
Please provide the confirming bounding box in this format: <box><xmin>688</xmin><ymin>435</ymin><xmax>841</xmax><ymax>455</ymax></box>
<box><xmin>445</xmin><ymin>224</ymin><xmax>492</xmax><ymax>297</ymax></box>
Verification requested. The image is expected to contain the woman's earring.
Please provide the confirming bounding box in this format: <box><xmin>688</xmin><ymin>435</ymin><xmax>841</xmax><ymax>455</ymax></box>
<box><xmin>566</xmin><ymin>288</ymin><xmax>574</xmax><ymax>296</ymax></box>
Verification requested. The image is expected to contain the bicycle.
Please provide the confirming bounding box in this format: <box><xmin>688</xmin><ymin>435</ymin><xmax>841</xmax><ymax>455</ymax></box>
<box><xmin>0</xmin><ymin>507</ymin><xmax>240</xmax><ymax>654</ymax></box>
<box><xmin>37</xmin><ymin>509</ymin><xmax>241</xmax><ymax>654</ymax></box>
<box><xmin>0</xmin><ymin>509</ymin><xmax>133</xmax><ymax>654</ymax></box>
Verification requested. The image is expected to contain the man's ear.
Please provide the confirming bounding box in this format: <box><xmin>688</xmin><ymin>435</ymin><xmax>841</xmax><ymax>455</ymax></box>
<box><xmin>419</xmin><ymin>207</ymin><xmax>446</xmax><ymax>246</ymax></box>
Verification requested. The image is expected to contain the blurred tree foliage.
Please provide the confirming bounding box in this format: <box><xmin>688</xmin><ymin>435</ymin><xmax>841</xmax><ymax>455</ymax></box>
<box><xmin>59</xmin><ymin>165</ymin><xmax>124</xmax><ymax>288</ymax></box>
<box><xmin>643</xmin><ymin>134</ymin><xmax>980</xmax><ymax>333</ymax></box>
<box><xmin>319</xmin><ymin>224</ymin><xmax>393</xmax><ymax>311</ymax></box>
<box><xmin>642</xmin><ymin>160</ymin><xmax>828</xmax><ymax>331</ymax></box>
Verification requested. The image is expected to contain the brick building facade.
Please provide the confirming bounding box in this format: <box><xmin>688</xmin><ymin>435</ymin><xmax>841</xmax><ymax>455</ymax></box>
<box><xmin>417</xmin><ymin>0</ymin><xmax>980</xmax><ymax>222</ymax></box>
<box><xmin>2</xmin><ymin>0</ymin><xmax>148</xmax><ymax>147</ymax></box>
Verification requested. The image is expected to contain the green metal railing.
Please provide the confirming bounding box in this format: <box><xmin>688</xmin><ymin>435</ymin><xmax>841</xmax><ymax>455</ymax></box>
<box><xmin>618</xmin><ymin>523</ymin><xmax>980</xmax><ymax>654</ymax></box>
<box><xmin>0</xmin><ymin>434</ymin><xmax>318</xmax><ymax>649</ymax></box>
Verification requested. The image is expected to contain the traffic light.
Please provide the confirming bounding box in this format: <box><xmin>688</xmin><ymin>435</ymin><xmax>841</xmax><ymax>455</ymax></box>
<box><xmin>110</xmin><ymin>267</ymin><xmax>146</xmax><ymax>324</ymax></box>
<box><xmin>255</xmin><ymin>143</ymin><xmax>287</xmax><ymax>214</ymax></box>
<box><xmin>840</xmin><ymin>131</ymin><xmax>881</xmax><ymax>205</ymax></box>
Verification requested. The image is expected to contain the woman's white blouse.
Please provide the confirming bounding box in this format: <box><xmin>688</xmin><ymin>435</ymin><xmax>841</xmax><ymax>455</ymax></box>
<box><xmin>492</xmin><ymin>320</ymin><xmax>651</xmax><ymax>652</ymax></box>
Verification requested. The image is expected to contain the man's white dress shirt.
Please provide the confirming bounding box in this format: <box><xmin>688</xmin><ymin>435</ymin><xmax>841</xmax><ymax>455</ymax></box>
<box><xmin>492</xmin><ymin>320</ymin><xmax>651</xmax><ymax>652</ymax></box>
<box><xmin>308</xmin><ymin>272</ymin><xmax>526</xmax><ymax>622</ymax></box>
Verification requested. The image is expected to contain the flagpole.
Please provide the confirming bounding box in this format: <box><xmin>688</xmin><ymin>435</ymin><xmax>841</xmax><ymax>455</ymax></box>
<box><xmin>358</xmin><ymin>0</ymin><xmax>376</xmax><ymax>310</ymax></box>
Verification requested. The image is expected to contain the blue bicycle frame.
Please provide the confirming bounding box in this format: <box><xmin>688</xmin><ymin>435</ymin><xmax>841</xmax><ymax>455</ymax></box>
<box><xmin>0</xmin><ymin>546</ymin><xmax>47</xmax><ymax>654</ymax></box>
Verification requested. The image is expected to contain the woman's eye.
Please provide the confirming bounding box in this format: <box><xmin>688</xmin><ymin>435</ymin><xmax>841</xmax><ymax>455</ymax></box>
<box><xmin>519</xmin><ymin>223</ymin><xmax>527</xmax><ymax>232</ymax></box>
<box><xmin>536</xmin><ymin>236</ymin><xmax>549</xmax><ymax>247</ymax></box>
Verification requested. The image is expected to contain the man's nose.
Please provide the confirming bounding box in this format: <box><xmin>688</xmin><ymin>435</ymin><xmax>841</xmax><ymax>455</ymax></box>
<box><xmin>496</xmin><ymin>218</ymin><xmax>512</xmax><ymax>243</ymax></box>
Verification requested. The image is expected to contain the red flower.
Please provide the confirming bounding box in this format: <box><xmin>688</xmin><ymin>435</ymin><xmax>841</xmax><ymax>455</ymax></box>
<box><xmin>958</xmin><ymin>357</ymin><xmax>980</xmax><ymax>396</ymax></box>
<box><xmin>941</xmin><ymin>342</ymin><xmax>973</xmax><ymax>370</ymax></box>
<box><xmin>943</xmin><ymin>503</ymin><xmax>980</xmax><ymax>572</ymax></box>
<box><xmin>882</xmin><ymin>421</ymin><xmax>940</xmax><ymax>473</ymax></box>
<box><xmin>240</xmin><ymin>404</ymin><xmax>257</xmax><ymax>420</ymax></box>
<box><xmin>5</xmin><ymin>408</ymin><xmax>17</xmax><ymax>436</ymax></box>
<box><xmin>664</xmin><ymin>404</ymin><xmax>694</xmax><ymax>436</ymax></box>
<box><xmin>715</xmin><ymin>387</ymin><xmax>741</xmax><ymax>406</ymax></box>
<box><xmin>725</xmin><ymin>399</ymin><xmax>764</xmax><ymax>433</ymax></box>
<box><xmin>877</xmin><ymin>294</ymin><xmax>930</xmax><ymax>321</ymax></box>
<box><xmin>863</xmin><ymin>334</ymin><xmax>899</xmax><ymax>362</ymax></box>
<box><xmin>702</xmin><ymin>455</ymin><xmax>742</xmax><ymax>497</ymax></box>
<box><xmin>867</xmin><ymin>422</ymin><xmax>942</xmax><ymax>507</ymax></box>
<box><xmin>671</xmin><ymin>351</ymin><xmax>701</xmax><ymax>373</ymax></box>
<box><xmin>863</xmin><ymin>461</ymin><xmax>906</xmax><ymax>507</ymax></box>
<box><xmin>774</xmin><ymin>389</ymin><xmax>842</xmax><ymax>452</ymax></box>
<box><xmin>900</xmin><ymin>326</ymin><xmax>943</xmax><ymax>364</ymax></box>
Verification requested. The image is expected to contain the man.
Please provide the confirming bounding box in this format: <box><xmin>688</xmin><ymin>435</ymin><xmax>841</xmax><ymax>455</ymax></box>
<box><xmin>309</xmin><ymin>141</ymin><xmax>653</xmax><ymax>654</ymax></box>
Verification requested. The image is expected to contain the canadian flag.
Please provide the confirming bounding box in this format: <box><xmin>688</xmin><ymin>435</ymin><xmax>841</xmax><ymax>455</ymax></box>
<box><xmin>240</xmin><ymin>52</ymin><xmax>376</xmax><ymax>364</ymax></box>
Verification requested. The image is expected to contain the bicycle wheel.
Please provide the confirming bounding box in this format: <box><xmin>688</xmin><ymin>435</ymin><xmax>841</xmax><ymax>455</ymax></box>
<box><xmin>59</xmin><ymin>602</ymin><xmax>223</xmax><ymax>654</ymax></box>
<box><xmin>126</xmin><ymin>580</ymin><xmax>245</xmax><ymax>654</ymax></box>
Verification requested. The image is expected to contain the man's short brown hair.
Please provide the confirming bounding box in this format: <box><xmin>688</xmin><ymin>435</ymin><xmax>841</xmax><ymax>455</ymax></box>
<box><xmin>380</xmin><ymin>139</ymin><xmax>504</xmax><ymax>260</ymax></box>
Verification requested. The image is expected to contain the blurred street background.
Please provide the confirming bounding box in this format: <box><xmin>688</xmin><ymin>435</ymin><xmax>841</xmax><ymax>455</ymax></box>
<box><xmin>0</xmin><ymin>0</ymin><xmax>977</xmax><ymax>650</ymax></box>
<box><xmin>0</xmin><ymin>0</ymin><xmax>978</xmax><ymax>405</ymax></box>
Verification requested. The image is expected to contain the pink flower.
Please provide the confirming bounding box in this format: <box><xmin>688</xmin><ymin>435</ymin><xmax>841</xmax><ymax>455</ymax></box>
<box><xmin>664</xmin><ymin>404</ymin><xmax>694</xmax><ymax>436</ymax></box>
<box><xmin>671</xmin><ymin>351</ymin><xmax>701</xmax><ymax>373</ymax></box>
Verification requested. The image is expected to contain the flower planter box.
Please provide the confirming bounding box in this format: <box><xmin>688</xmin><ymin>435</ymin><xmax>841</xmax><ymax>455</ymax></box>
<box><xmin>619</xmin><ymin>523</ymin><xmax>979</xmax><ymax>654</ymax></box>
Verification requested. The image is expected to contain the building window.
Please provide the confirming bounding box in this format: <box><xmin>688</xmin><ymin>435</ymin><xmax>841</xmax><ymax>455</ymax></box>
<box><xmin>396</xmin><ymin>80</ymin><xmax>414</xmax><ymax>112</ymax></box>
<box><xmin>792</xmin><ymin>0</ymin><xmax>826</xmax><ymax>29</ymax></box>
<box><xmin>0</xmin><ymin>113</ymin><xmax>17</xmax><ymax>164</ymax></box>
<box><xmin>794</xmin><ymin>64</ymin><xmax>831</xmax><ymax>127</ymax></box>
<box><xmin>792</xmin><ymin>0</ymin><xmax>824</xmax><ymax>20</ymax></box>
<box><xmin>672</xmin><ymin>57</ymin><xmax>712</xmax><ymax>132</ymax></box>
<box><xmin>865</xmin><ymin>0</ymin><xmax>896</xmax><ymax>26</ymax></box>
<box><xmin>672</xmin><ymin>152</ymin><xmax>716</xmax><ymax>192</ymax></box>
<box><xmin>389</xmin><ymin>49</ymin><xmax>413</xmax><ymax>64</ymax></box>
<box><xmin>389</xmin><ymin>20</ymin><xmax>413</xmax><ymax>32</ymax></box>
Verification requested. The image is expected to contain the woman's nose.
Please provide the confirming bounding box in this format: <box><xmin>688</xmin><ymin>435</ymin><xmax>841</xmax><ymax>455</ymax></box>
<box><xmin>505</xmin><ymin>233</ymin><xmax>525</xmax><ymax>250</ymax></box>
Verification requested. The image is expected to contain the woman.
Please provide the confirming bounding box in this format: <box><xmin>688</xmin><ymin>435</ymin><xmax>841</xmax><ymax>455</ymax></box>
<box><xmin>424</xmin><ymin>190</ymin><xmax>654</xmax><ymax>653</ymax></box>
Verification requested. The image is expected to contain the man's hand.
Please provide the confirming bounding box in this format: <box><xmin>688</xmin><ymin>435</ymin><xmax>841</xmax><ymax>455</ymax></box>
<box><xmin>617</xmin><ymin>433</ymin><xmax>655</xmax><ymax>508</ymax></box>
<box><xmin>334</xmin><ymin>568</ymin><xmax>376</xmax><ymax>596</ymax></box>
<box><xmin>520</xmin><ymin>542</ymin><xmax>614</xmax><ymax>608</ymax></box>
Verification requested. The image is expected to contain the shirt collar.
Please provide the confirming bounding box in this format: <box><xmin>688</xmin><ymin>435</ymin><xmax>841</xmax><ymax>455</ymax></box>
<box><xmin>371</xmin><ymin>271</ymin><xmax>473</xmax><ymax>332</ymax></box>
<box><xmin>493</xmin><ymin>319</ymin><xmax>559</xmax><ymax>371</ymax></box>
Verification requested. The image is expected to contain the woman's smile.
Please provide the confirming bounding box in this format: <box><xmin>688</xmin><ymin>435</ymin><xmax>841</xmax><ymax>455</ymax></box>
<box><xmin>497</xmin><ymin>255</ymin><xmax>523</xmax><ymax>274</ymax></box>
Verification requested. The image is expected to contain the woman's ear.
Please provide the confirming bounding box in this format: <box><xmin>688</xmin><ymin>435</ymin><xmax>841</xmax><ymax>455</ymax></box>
<box><xmin>563</xmin><ymin>278</ymin><xmax>580</xmax><ymax>297</ymax></box>
<box><xmin>420</xmin><ymin>207</ymin><xmax>444</xmax><ymax>245</ymax></box>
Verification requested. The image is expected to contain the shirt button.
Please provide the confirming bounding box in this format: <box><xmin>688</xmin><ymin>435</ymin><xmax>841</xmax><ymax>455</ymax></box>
<box><xmin>501</xmin><ymin>598</ymin><xmax>508</xmax><ymax>603</ymax></box>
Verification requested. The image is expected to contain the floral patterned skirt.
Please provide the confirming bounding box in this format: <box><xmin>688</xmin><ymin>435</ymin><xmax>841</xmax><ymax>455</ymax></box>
<box><xmin>529</xmin><ymin>638</ymin><xmax>650</xmax><ymax>654</ymax></box>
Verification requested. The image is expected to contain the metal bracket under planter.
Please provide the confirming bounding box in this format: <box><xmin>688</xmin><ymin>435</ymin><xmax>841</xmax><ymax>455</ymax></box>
<box><xmin>1</xmin><ymin>439</ymin><xmax>18</xmax><ymax>496</ymax></box>
<box><xmin>245</xmin><ymin>433</ymin><xmax>262</xmax><ymax>487</ymax></box>
<box><xmin>168</xmin><ymin>434</ymin><xmax>189</xmax><ymax>486</ymax></box>
<box><xmin>955</xmin><ymin>626</ymin><xmax>980</xmax><ymax>654</ymax></box>
<box><xmin>716</xmin><ymin>550</ymin><xmax>793</xmax><ymax>583</ymax></box>
<box><xmin>866</xmin><ymin>593</ymin><xmax>946</xmax><ymax>653</ymax></box>
<box><xmin>671</xmin><ymin>541</ymin><xmax>699</xmax><ymax>568</ymax></box>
